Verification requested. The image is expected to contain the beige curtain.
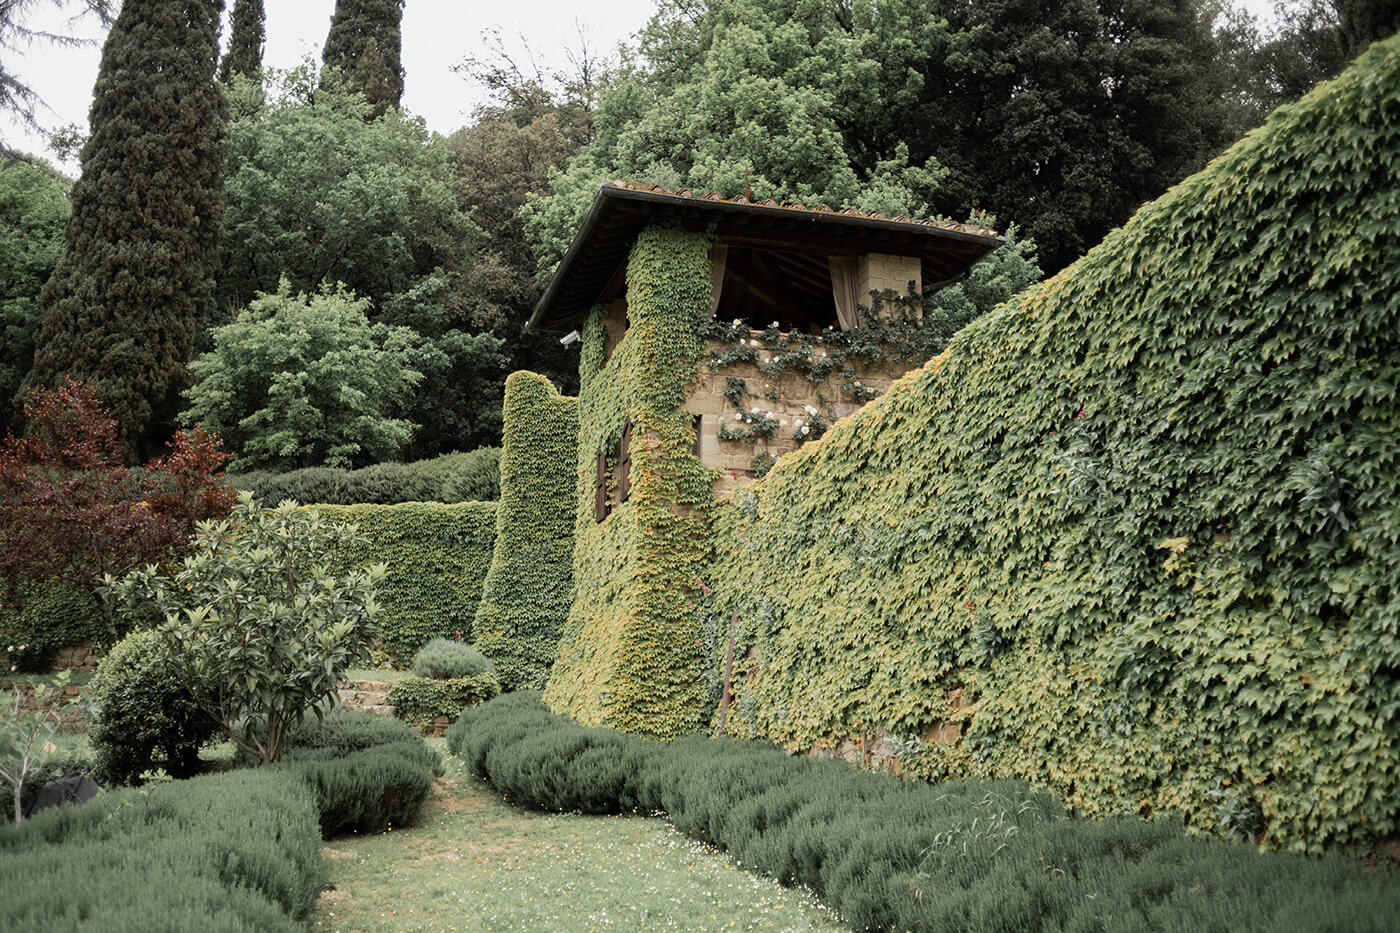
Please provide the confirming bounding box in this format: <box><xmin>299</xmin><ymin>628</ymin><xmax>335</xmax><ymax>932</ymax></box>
<box><xmin>828</xmin><ymin>256</ymin><xmax>859</xmax><ymax>330</ymax></box>
<box><xmin>709</xmin><ymin>244</ymin><xmax>729</xmax><ymax>316</ymax></box>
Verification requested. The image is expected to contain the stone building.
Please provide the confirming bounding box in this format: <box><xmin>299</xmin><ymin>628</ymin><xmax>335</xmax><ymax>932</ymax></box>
<box><xmin>529</xmin><ymin>180</ymin><xmax>1003</xmax><ymax>499</ymax></box>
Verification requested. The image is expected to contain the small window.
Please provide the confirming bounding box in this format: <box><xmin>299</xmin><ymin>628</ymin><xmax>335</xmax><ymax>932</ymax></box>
<box><xmin>617</xmin><ymin>419</ymin><xmax>632</xmax><ymax>503</ymax></box>
<box><xmin>594</xmin><ymin>448</ymin><xmax>609</xmax><ymax>523</ymax></box>
<box><xmin>692</xmin><ymin>414</ymin><xmax>702</xmax><ymax>457</ymax></box>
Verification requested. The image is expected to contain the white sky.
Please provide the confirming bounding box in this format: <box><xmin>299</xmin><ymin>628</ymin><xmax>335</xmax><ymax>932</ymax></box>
<box><xmin>4</xmin><ymin>0</ymin><xmax>1284</xmax><ymax>172</ymax></box>
<box><xmin>1</xmin><ymin>0</ymin><xmax>660</xmax><ymax>169</ymax></box>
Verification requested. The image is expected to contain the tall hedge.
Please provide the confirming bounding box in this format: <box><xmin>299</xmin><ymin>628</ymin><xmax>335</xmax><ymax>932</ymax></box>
<box><xmin>315</xmin><ymin>502</ymin><xmax>497</xmax><ymax>664</ymax></box>
<box><xmin>472</xmin><ymin>371</ymin><xmax>578</xmax><ymax>690</ymax></box>
<box><xmin>543</xmin><ymin>228</ymin><xmax>716</xmax><ymax>737</ymax></box>
<box><xmin>695</xmin><ymin>36</ymin><xmax>1400</xmax><ymax>852</ymax></box>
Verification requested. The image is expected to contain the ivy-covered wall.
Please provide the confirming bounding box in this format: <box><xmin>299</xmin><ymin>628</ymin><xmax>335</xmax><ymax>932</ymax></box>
<box><xmin>315</xmin><ymin>502</ymin><xmax>497</xmax><ymax>665</ymax></box>
<box><xmin>696</xmin><ymin>37</ymin><xmax>1400</xmax><ymax>853</ymax></box>
<box><xmin>543</xmin><ymin>225</ymin><xmax>716</xmax><ymax>738</ymax></box>
<box><xmin>471</xmin><ymin>371</ymin><xmax>579</xmax><ymax>690</ymax></box>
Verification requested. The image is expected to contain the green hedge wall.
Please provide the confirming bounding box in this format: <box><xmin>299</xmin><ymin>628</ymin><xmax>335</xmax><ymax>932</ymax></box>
<box><xmin>230</xmin><ymin>447</ymin><xmax>501</xmax><ymax>505</ymax></box>
<box><xmin>0</xmin><ymin>580</ymin><xmax>104</xmax><ymax>672</ymax></box>
<box><xmin>314</xmin><ymin>502</ymin><xmax>497</xmax><ymax>664</ymax></box>
<box><xmin>471</xmin><ymin>371</ymin><xmax>579</xmax><ymax>690</ymax></box>
<box><xmin>697</xmin><ymin>37</ymin><xmax>1400</xmax><ymax>851</ymax></box>
<box><xmin>387</xmin><ymin>674</ymin><xmax>500</xmax><ymax>726</ymax></box>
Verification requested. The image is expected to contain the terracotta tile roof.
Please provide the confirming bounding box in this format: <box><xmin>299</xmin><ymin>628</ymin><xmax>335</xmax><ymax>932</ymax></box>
<box><xmin>607</xmin><ymin>179</ymin><xmax>1000</xmax><ymax>239</ymax></box>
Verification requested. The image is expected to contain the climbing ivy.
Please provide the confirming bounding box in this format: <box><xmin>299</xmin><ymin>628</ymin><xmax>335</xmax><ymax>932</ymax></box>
<box><xmin>543</xmin><ymin>225</ymin><xmax>716</xmax><ymax>738</ymax></box>
<box><xmin>314</xmin><ymin>502</ymin><xmax>497</xmax><ymax>665</ymax></box>
<box><xmin>471</xmin><ymin>371</ymin><xmax>578</xmax><ymax>691</ymax></box>
<box><xmin>695</xmin><ymin>38</ymin><xmax>1400</xmax><ymax>853</ymax></box>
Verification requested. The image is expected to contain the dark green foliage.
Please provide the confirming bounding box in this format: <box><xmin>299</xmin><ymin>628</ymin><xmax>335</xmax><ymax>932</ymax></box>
<box><xmin>273</xmin><ymin>709</ymin><xmax>442</xmax><ymax>835</ymax></box>
<box><xmin>230</xmin><ymin>448</ymin><xmax>501</xmax><ymax>505</ymax></box>
<box><xmin>0</xmin><ymin>580</ymin><xmax>101</xmax><ymax>672</ymax></box>
<box><xmin>26</xmin><ymin>0</ymin><xmax>226</xmax><ymax>459</ymax></box>
<box><xmin>218</xmin><ymin>0</ymin><xmax>264</xmax><ymax>84</ymax></box>
<box><xmin>411</xmin><ymin>637</ymin><xmax>496</xmax><ymax>679</ymax></box>
<box><xmin>314</xmin><ymin>502</ymin><xmax>497</xmax><ymax>664</ymax></box>
<box><xmin>0</xmin><ymin>767</ymin><xmax>324</xmax><ymax>932</ymax></box>
<box><xmin>183</xmin><ymin>282</ymin><xmax>425</xmax><ymax>472</ymax></box>
<box><xmin>697</xmin><ymin>35</ymin><xmax>1400</xmax><ymax>851</ymax></box>
<box><xmin>88</xmin><ymin>628</ymin><xmax>220</xmax><ymax>784</ymax></box>
<box><xmin>320</xmin><ymin>0</ymin><xmax>405</xmax><ymax>119</ymax></box>
<box><xmin>450</xmin><ymin>694</ymin><xmax>1400</xmax><ymax>932</ymax></box>
<box><xmin>0</xmin><ymin>157</ymin><xmax>68</xmax><ymax>432</ymax></box>
<box><xmin>471</xmin><ymin>372</ymin><xmax>578</xmax><ymax>690</ymax></box>
<box><xmin>386</xmin><ymin>674</ymin><xmax>500</xmax><ymax>727</ymax></box>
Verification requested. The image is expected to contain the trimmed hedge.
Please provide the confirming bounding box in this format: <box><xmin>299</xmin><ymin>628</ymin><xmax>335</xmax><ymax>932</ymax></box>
<box><xmin>0</xmin><ymin>580</ymin><xmax>103</xmax><ymax>672</ymax></box>
<box><xmin>688</xmin><ymin>35</ymin><xmax>1400</xmax><ymax>850</ymax></box>
<box><xmin>448</xmin><ymin>694</ymin><xmax>1400</xmax><ymax>933</ymax></box>
<box><xmin>471</xmin><ymin>371</ymin><xmax>578</xmax><ymax>690</ymax></box>
<box><xmin>412</xmin><ymin>637</ymin><xmax>496</xmax><ymax>679</ymax></box>
<box><xmin>0</xmin><ymin>710</ymin><xmax>443</xmax><ymax>930</ymax></box>
<box><xmin>387</xmin><ymin>674</ymin><xmax>500</xmax><ymax>728</ymax></box>
<box><xmin>230</xmin><ymin>447</ymin><xmax>501</xmax><ymax>504</ymax></box>
<box><xmin>268</xmin><ymin>709</ymin><xmax>444</xmax><ymax>835</ymax></box>
<box><xmin>0</xmin><ymin>768</ymin><xmax>324</xmax><ymax>932</ymax></box>
<box><xmin>314</xmin><ymin>502</ymin><xmax>497</xmax><ymax>664</ymax></box>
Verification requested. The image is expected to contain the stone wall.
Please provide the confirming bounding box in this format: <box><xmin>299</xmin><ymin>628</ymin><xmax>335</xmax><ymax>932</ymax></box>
<box><xmin>685</xmin><ymin>334</ymin><xmax>914</xmax><ymax>497</ymax></box>
<box><xmin>47</xmin><ymin>641</ymin><xmax>105</xmax><ymax>673</ymax></box>
<box><xmin>1</xmin><ymin>681</ymin><xmax>88</xmax><ymax>730</ymax></box>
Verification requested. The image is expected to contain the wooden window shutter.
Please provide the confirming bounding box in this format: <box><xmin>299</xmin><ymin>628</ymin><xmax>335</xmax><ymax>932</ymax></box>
<box><xmin>617</xmin><ymin>419</ymin><xmax>632</xmax><ymax>503</ymax></box>
<box><xmin>594</xmin><ymin>448</ymin><xmax>609</xmax><ymax>522</ymax></box>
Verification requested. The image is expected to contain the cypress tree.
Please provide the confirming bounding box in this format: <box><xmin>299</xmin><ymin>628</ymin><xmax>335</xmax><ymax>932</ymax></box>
<box><xmin>320</xmin><ymin>0</ymin><xmax>405</xmax><ymax>118</ymax></box>
<box><xmin>26</xmin><ymin>0</ymin><xmax>227</xmax><ymax>461</ymax></box>
<box><xmin>218</xmin><ymin>0</ymin><xmax>265</xmax><ymax>84</ymax></box>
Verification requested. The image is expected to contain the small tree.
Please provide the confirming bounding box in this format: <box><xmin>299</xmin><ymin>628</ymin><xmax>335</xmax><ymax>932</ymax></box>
<box><xmin>182</xmin><ymin>282</ymin><xmax>425</xmax><ymax>471</ymax></box>
<box><xmin>0</xmin><ymin>379</ymin><xmax>237</xmax><ymax>649</ymax></box>
<box><xmin>0</xmin><ymin>670</ymin><xmax>87</xmax><ymax>824</ymax></box>
<box><xmin>112</xmin><ymin>494</ymin><xmax>385</xmax><ymax>765</ymax></box>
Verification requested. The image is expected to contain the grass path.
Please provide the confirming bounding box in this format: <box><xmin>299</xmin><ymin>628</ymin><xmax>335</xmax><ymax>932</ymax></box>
<box><xmin>308</xmin><ymin>743</ymin><xmax>842</xmax><ymax>933</ymax></box>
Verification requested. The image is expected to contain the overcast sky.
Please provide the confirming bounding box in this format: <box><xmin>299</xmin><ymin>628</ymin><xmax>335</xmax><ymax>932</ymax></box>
<box><xmin>4</xmin><ymin>0</ymin><xmax>1284</xmax><ymax>171</ymax></box>
<box><xmin>1</xmin><ymin>0</ymin><xmax>660</xmax><ymax>168</ymax></box>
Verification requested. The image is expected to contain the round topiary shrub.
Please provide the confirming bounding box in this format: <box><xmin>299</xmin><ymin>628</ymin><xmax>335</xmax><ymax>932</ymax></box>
<box><xmin>411</xmin><ymin>637</ymin><xmax>495</xmax><ymax>680</ymax></box>
<box><xmin>88</xmin><ymin>628</ymin><xmax>220</xmax><ymax>784</ymax></box>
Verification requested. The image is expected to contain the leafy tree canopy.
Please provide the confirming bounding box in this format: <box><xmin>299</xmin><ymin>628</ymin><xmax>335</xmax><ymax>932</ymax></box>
<box><xmin>182</xmin><ymin>281</ymin><xmax>425</xmax><ymax>472</ymax></box>
<box><xmin>0</xmin><ymin>157</ymin><xmax>69</xmax><ymax>432</ymax></box>
<box><xmin>320</xmin><ymin>0</ymin><xmax>405</xmax><ymax>118</ymax></box>
<box><xmin>26</xmin><ymin>0</ymin><xmax>226</xmax><ymax>460</ymax></box>
<box><xmin>524</xmin><ymin>0</ymin><xmax>961</xmax><ymax>272</ymax></box>
<box><xmin>218</xmin><ymin>67</ymin><xmax>477</xmax><ymax>323</ymax></box>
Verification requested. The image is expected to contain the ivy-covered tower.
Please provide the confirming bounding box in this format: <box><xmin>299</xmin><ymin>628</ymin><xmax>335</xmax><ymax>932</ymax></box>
<box><xmin>218</xmin><ymin>0</ymin><xmax>265</xmax><ymax>84</ymax></box>
<box><xmin>27</xmin><ymin>0</ymin><xmax>227</xmax><ymax>460</ymax></box>
<box><xmin>533</xmin><ymin>182</ymin><xmax>1000</xmax><ymax>737</ymax></box>
<box><xmin>320</xmin><ymin>0</ymin><xmax>405</xmax><ymax>119</ymax></box>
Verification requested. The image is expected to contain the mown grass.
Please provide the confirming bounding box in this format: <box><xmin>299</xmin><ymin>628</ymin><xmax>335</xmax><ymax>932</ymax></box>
<box><xmin>308</xmin><ymin>740</ymin><xmax>841</xmax><ymax>933</ymax></box>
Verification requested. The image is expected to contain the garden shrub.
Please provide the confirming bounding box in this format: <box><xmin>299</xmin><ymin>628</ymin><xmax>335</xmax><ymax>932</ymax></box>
<box><xmin>0</xmin><ymin>579</ymin><xmax>103</xmax><ymax>672</ymax></box>
<box><xmin>387</xmin><ymin>675</ymin><xmax>499</xmax><ymax>728</ymax></box>
<box><xmin>87</xmin><ymin>628</ymin><xmax>220</xmax><ymax>785</ymax></box>
<box><xmin>0</xmin><ymin>767</ymin><xmax>324</xmax><ymax>932</ymax></box>
<box><xmin>685</xmin><ymin>34</ymin><xmax>1400</xmax><ymax>851</ymax></box>
<box><xmin>471</xmin><ymin>372</ymin><xmax>577</xmax><ymax>690</ymax></box>
<box><xmin>315</xmin><ymin>501</ymin><xmax>497</xmax><ymax>664</ymax></box>
<box><xmin>230</xmin><ymin>447</ymin><xmax>501</xmax><ymax>505</ymax></box>
<box><xmin>412</xmin><ymin>637</ymin><xmax>496</xmax><ymax>679</ymax></box>
<box><xmin>449</xmin><ymin>694</ymin><xmax>1400</xmax><ymax>932</ymax></box>
<box><xmin>272</xmin><ymin>709</ymin><xmax>443</xmax><ymax>836</ymax></box>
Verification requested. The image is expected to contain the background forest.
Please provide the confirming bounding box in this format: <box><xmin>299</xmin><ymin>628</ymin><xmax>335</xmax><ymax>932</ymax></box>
<box><xmin>1</xmin><ymin>0</ymin><xmax>1395</xmax><ymax>475</ymax></box>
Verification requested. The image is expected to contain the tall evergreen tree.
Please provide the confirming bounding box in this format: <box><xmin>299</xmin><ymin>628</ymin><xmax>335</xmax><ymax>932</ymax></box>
<box><xmin>218</xmin><ymin>0</ymin><xmax>264</xmax><ymax>84</ymax></box>
<box><xmin>320</xmin><ymin>0</ymin><xmax>405</xmax><ymax>118</ymax></box>
<box><xmin>26</xmin><ymin>0</ymin><xmax>227</xmax><ymax>461</ymax></box>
